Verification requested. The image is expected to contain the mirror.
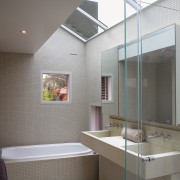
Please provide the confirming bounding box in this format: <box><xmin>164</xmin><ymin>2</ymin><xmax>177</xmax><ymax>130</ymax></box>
<box><xmin>101</xmin><ymin>24</ymin><xmax>180</xmax><ymax>127</ymax></box>
<box><xmin>101</xmin><ymin>46</ymin><xmax>119</xmax><ymax>116</ymax></box>
<box><xmin>120</xmin><ymin>46</ymin><xmax>175</xmax><ymax>125</ymax></box>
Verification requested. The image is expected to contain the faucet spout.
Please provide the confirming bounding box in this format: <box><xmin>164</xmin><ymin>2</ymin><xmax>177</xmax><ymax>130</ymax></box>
<box><xmin>147</xmin><ymin>132</ymin><xmax>160</xmax><ymax>141</ymax></box>
<box><xmin>147</xmin><ymin>132</ymin><xmax>171</xmax><ymax>142</ymax></box>
<box><xmin>105</xmin><ymin>123</ymin><xmax>122</xmax><ymax>129</ymax></box>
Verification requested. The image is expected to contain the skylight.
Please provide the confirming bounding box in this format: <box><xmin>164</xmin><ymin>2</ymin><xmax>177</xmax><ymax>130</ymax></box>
<box><xmin>80</xmin><ymin>0</ymin><xmax>136</xmax><ymax>28</ymax></box>
<box><xmin>138</xmin><ymin>0</ymin><xmax>160</xmax><ymax>8</ymax></box>
<box><xmin>62</xmin><ymin>0</ymin><xmax>160</xmax><ymax>42</ymax></box>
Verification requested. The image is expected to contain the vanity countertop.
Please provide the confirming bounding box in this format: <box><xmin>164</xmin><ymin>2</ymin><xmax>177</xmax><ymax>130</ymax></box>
<box><xmin>81</xmin><ymin>130</ymin><xmax>180</xmax><ymax>179</ymax></box>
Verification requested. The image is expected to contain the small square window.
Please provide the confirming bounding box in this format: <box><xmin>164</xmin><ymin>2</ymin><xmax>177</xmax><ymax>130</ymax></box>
<box><xmin>101</xmin><ymin>75</ymin><xmax>112</xmax><ymax>102</ymax></box>
<box><xmin>41</xmin><ymin>71</ymin><xmax>72</xmax><ymax>104</ymax></box>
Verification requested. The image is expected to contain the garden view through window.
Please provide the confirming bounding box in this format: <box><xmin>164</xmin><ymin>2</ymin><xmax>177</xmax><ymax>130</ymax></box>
<box><xmin>42</xmin><ymin>72</ymin><xmax>70</xmax><ymax>102</ymax></box>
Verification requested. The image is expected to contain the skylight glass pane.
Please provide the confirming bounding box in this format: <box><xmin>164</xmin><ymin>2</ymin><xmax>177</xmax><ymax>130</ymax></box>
<box><xmin>62</xmin><ymin>0</ymin><xmax>161</xmax><ymax>42</ymax></box>
<box><xmin>136</xmin><ymin>0</ymin><xmax>160</xmax><ymax>8</ymax></box>
<box><xmin>63</xmin><ymin>9</ymin><xmax>104</xmax><ymax>40</ymax></box>
<box><xmin>79</xmin><ymin>0</ymin><xmax>136</xmax><ymax>28</ymax></box>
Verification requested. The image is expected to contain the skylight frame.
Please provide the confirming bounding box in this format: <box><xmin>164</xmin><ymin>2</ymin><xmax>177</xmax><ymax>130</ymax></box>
<box><xmin>127</xmin><ymin>0</ymin><xmax>141</xmax><ymax>10</ymax></box>
<box><xmin>61</xmin><ymin>5</ymin><xmax>107</xmax><ymax>42</ymax></box>
<box><xmin>61</xmin><ymin>25</ymin><xmax>86</xmax><ymax>42</ymax></box>
<box><xmin>61</xmin><ymin>0</ymin><xmax>144</xmax><ymax>42</ymax></box>
<box><xmin>77</xmin><ymin>7</ymin><xmax>108</xmax><ymax>30</ymax></box>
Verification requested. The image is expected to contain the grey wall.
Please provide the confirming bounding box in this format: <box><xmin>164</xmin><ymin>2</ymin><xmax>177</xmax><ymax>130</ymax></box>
<box><xmin>158</xmin><ymin>62</ymin><xmax>172</xmax><ymax>123</ymax></box>
<box><xmin>120</xmin><ymin>61</ymin><xmax>172</xmax><ymax>123</ymax></box>
<box><xmin>142</xmin><ymin>62</ymin><xmax>159</xmax><ymax>122</ymax></box>
<box><xmin>119</xmin><ymin>61</ymin><xmax>159</xmax><ymax>122</ymax></box>
<box><xmin>0</xmin><ymin>28</ymin><xmax>87</xmax><ymax>147</ymax></box>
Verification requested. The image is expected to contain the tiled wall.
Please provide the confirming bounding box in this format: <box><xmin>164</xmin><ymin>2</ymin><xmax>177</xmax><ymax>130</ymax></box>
<box><xmin>105</xmin><ymin>115</ymin><xmax>180</xmax><ymax>152</ymax></box>
<box><xmin>0</xmin><ymin>28</ymin><xmax>87</xmax><ymax>147</ymax></box>
<box><xmin>6</xmin><ymin>155</ymin><xmax>99</xmax><ymax>180</ymax></box>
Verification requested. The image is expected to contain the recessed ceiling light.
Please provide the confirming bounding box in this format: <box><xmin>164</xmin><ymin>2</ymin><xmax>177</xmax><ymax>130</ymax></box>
<box><xmin>20</xmin><ymin>29</ymin><xmax>27</xmax><ymax>34</ymax></box>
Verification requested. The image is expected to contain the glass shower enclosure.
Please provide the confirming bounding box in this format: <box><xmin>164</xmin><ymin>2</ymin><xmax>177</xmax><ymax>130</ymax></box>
<box><xmin>123</xmin><ymin>0</ymin><xmax>180</xmax><ymax>180</ymax></box>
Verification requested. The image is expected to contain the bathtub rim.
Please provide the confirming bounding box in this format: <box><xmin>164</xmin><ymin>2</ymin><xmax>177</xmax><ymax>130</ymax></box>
<box><xmin>2</xmin><ymin>142</ymin><xmax>95</xmax><ymax>163</ymax></box>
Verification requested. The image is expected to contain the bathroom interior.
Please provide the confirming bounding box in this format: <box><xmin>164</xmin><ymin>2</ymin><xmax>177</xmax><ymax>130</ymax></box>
<box><xmin>0</xmin><ymin>0</ymin><xmax>180</xmax><ymax>180</ymax></box>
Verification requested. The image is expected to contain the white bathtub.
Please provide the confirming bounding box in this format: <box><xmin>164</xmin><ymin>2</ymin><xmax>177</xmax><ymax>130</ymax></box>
<box><xmin>4</xmin><ymin>143</ymin><xmax>98</xmax><ymax>180</ymax></box>
<box><xmin>2</xmin><ymin>143</ymin><xmax>93</xmax><ymax>161</ymax></box>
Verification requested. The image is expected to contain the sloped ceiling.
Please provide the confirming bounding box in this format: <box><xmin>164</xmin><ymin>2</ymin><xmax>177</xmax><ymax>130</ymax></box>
<box><xmin>0</xmin><ymin>0</ymin><xmax>84</xmax><ymax>54</ymax></box>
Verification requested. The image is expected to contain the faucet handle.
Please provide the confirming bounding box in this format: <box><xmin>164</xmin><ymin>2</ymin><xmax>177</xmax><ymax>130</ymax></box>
<box><xmin>150</xmin><ymin>132</ymin><xmax>158</xmax><ymax>136</ymax></box>
<box><xmin>163</xmin><ymin>134</ymin><xmax>171</xmax><ymax>140</ymax></box>
<box><xmin>117</xmin><ymin>123</ymin><xmax>123</xmax><ymax>128</ymax></box>
<box><xmin>105</xmin><ymin>122</ymin><xmax>122</xmax><ymax>129</ymax></box>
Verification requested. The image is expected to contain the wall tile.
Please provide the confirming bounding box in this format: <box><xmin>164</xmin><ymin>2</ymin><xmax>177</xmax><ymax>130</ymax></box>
<box><xmin>0</xmin><ymin>29</ymin><xmax>87</xmax><ymax>147</ymax></box>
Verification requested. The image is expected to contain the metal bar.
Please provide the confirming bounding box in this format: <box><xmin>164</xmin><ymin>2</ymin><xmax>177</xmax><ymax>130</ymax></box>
<box><xmin>126</xmin><ymin>0</ymin><xmax>141</xmax><ymax>10</ymax></box>
<box><xmin>77</xmin><ymin>7</ymin><xmax>108</xmax><ymax>30</ymax></box>
<box><xmin>61</xmin><ymin>25</ymin><xmax>86</xmax><ymax>42</ymax></box>
<box><xmin>142</xmin><ymin>156</ymin><xmax>155</xmax><ymax>162</ymax></box>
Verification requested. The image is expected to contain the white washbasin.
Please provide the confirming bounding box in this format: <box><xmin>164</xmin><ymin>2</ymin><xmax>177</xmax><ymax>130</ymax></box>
<box><xmin>123</xmin><ymin>143</ymin><xmax>180</xmax><ymax>179</ymax></box>
<box><xmin>124</xmin><ymin>143</ymin><xmax>174</xmax><ymax>156</ymax></box>
<box><xmin>83</xmin><ymin>130</ymin><xmax>112</xmax><ymax>138</ymax></box>
<box><xmin>81</xmin><ymin>130</ymin><xmax>180</xmax><ymax>179</ymax></box>
<box><xmin>100</xmin><ymin>136</ymin><xmax>136</xmax><ymax>147</ymax></box>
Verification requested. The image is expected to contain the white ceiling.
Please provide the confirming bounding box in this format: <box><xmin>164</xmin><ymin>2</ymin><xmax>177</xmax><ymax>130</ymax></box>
<box><xmin>0</xmin><ymin>0</ymin><xmax>84</xmax><ymax>54</ymax></box>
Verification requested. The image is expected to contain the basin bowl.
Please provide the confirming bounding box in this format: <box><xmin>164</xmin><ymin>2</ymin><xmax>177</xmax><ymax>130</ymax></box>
<box><xmin>83</xmin><ymin>130</ymin><xmax>136</xmax><ymax>147</ymax></box>
<box><xmin>81</xmin><ymin>130</ymin><xmax>180</xmax><ymax>179</ymax></box>
<box><xmin>125</xmin><ymin>143</ymin><xmax>173</xmax><ymax>156</ymax></box>
<box><xmin>84</xmin><ymin>130</ymin><xmax>112</xmax><ymax>138</ymax></box>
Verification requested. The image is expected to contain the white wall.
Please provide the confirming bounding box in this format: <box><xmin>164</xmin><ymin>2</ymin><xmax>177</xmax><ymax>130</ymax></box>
<box><xmin>0</xmin><ymin>28</ymin><xmax>87</xmax><ymax>147</ymax></box>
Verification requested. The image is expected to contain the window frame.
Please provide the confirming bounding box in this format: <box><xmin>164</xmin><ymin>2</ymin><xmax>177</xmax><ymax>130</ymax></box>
<box><xmin>101</xmin><ymin>74</ymin><xmax>113</xmax><ymax>103</ymax></box>
<box><xmin>40</xmin><ymin>70</ymin><xmax>72</xmax><ymax>104</ymax></box>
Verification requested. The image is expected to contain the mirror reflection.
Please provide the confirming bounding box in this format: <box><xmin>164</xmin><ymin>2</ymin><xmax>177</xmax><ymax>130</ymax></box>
<box><xmin>101</xmin><ymin>24</ymin><xmax>178</xmax><ymax>126</ymax></box>
<box><xmin>123</xmin><ymin>46</ymin><xmax>175</xmax><ymax>125</ymax></box>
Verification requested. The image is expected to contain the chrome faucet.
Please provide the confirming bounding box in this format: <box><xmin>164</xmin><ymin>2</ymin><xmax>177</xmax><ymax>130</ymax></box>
<box><xmin>147</xmin><ymin>132</ymin><xmax>162</xmax><ymax>141</ymax></box>
<box><xmin>147</xmin><ymin>132</ymin><xmax>171</xmax><ymax>142</ymax></box>
<box><xmin>105</xmin><ymin>123</ymin><xmax>122</xmax><ymax>129</ymax></box>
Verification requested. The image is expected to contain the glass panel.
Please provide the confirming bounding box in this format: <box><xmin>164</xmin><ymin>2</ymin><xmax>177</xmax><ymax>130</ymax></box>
<box><xmin>140</xmin><ymin>6</ymin><xmax>179</xmax><ymax>124</ymax></box>
<box><xmin>124</xmin><ymin>0</ymin><xmax>142</xmax><ymax>179</ymax></box>
<box><xmin>124</xmin><ymin>0</ymin><xmax>180</xmax><ymax>177</ymax></box>
<box><xmin>63</xmin><ymin>9</ymin><xmax>104</xmax><ymax>40</ymax></box>
<box><xmin>100</xmin><ymin>1</ymin><xmax>180</xmax><ymax>180</ymax></box>
<box><xmin>80</xmin><ymin>0</ymin><xmax>136</xmax><ymax>28</ymax></box>
<box><xmin>142</xmin><ymin>46</ymin><xmax>175</xmax><ymax>124</ymax></box>
<box><xmin>124</xmin><ymin>1</ymin><xmax>127</xmax><ymax>179</ymax></box>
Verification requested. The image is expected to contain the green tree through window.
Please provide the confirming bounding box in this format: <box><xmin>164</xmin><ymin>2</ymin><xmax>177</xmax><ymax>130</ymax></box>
<box><xmin>43</xmin><ymin>73</ymin><xmax>69</xmax><ymax>101</ymax></box>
